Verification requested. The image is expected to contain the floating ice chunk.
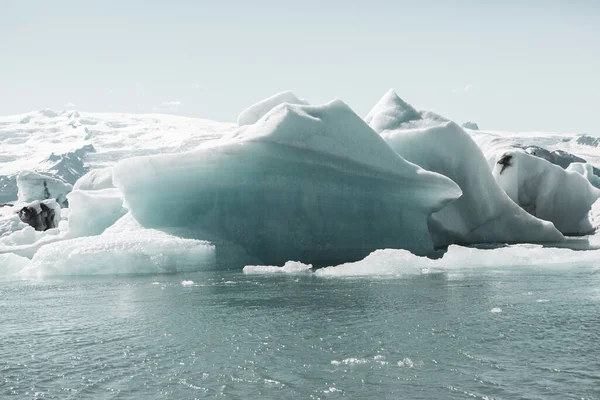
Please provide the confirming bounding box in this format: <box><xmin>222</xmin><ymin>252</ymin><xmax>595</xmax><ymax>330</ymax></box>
<box><xmin>114</xmin><ymin>99</ymin><xmax>460</xmax><ymax>266</ymax></box>
<box><xmin>492</xmin><ymin>149</ymin><xmax>600</xmax><ymax>235</ymax></box>
<box><xmin>366</xmin><ymin>92</ymin><xmax>563</xmax><ymax>247</ymax></box>
<box><xmin>490</xmin><ymin>307</ymin><xmax>502</xmax><ymax>313</ymax></box>
<box><xmin>16</xmin><ymin>171</ymin><xmax>73</xmax><ymax>208</ymax></box>
<box><xmin>316</xmin><ymin>244</ymin><xmax>600</xmax><ymax>277</ymax></box>
<box><xmin>0</xmin><ymin>253</ymin><xmax>30</xmax><ymax>276</ymax></box>
<box><xmin>73</xmin><ymin>167</ymin><xmax>115</xmax><ymax>191</ymax></box>
<box><xmin>19</xmin><ymin>222</ymin><xmax>216</xmax><ymax>276</ymax></box>
<box><xmin>237</xmin><ymin>91</ymin><xmax>308</xmax><ymax>126</ymax></box>
<box><xmin>66</xmin><ymin>188</ymin><xmax>126</xmax><ymax>237</ymax></box>
<box><xmin>315</xmin><ymin>249</ymin><xmax>435</xmax><ymax>277</ymax></box>
<box><xmin>243</xmin><ymin>261</ymin><xmax>312</xmax><ymax>274</ymax></box>
<box><xmin>181</xmin><ymin>280</ymin><xmax>194</xmax><ymax>286</ymax></box>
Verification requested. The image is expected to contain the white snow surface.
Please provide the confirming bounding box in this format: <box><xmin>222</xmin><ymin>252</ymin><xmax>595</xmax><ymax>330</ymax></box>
<box><xmin>491</xmin><ymin>149</ymin><xmax>600</xmax><ymax>235</ymax></box>
<box><xmin>367</xmin><ymin>91</ymin><xmax>564</xmax><ymax>247</ymax></box>
<box><xmin>237</xmin><ymin>90</ymin><xmax>308</xmax><ymax>126</ymax></box>
<box><xmin>113</xmin><ymin>99</ymin><xmax>461</xmax><ymax>265</ymax></box>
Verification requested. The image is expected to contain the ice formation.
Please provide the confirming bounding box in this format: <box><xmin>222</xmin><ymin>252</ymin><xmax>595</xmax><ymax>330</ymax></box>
<box><xmin>73</xmin><ymin>167</ymin><xmax>114</xmax><ymax>191</ymax></box>
<box><xmin>315</xmin><ymin>244</ymin><xmax>600</xmax><ymax>277</ymax></box>
<box><xmin>19</xmin><ymin>221</ymin><xmax>216</xmax><ymax>277</ymax></box>
<box><xmin>365</xmin><ymin>89</ymin><xmax>447</xmax><ymax>131</ymax></box>
<box><xmin>236</xmin><ymin>91</ymin><xmax>308</xmax><ymax>126</ymax></box>
<box><xmin>66</xmin><ymin>188</ymin><xmax>126</xmax><ymax>237</ymax></box>
<box><xmin>16</xmin><ymin>171</ymin><xmax>73</xmax><ymax>208</ymax></box>
<box><xmin>1</xmin><ymin>91</ymin><xmax>600</xmax><ymax>276</ymax></box>
<box><xmin>566</xmin><ymin>162</ymin><xmax>600</xmax><ymax>189</ymax></box>
<box><xmin>243</xmin><ymin>261</ymin><xmax>313</xmax><ymax>274</ymax></box>
<box><xmin>367</xmin><ymin>91</ymin><xmax>563</xmax><ymax>247</ymax></box>
<box><xmin>114</xmin><ymin>99</ymin><xmax>461</xmax><ymax>266</ymax></box>
<box><xmin>491</xmin><ymin>149</ymin><xmax>600</xmax><ymax>235</ymax></box>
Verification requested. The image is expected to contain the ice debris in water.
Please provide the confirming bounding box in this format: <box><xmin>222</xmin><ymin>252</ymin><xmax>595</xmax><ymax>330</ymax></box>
<box><xmin>491</xmin><ymin>307</ymin><xmax>503</xmax><ymax>313</ymax></box>
<box><xmin>181</xmin><ymin>280</ymin><xmax>194</xmax><ymax>286</ymax></box>
<box><xmin>243</xmin><ymin>261</ymin><xmax>313</xmax><ymax>274</ymax></box>
<box><xmin>397</xmin><ymin>358</ymin><xmax>415</xmax><ymax>368</ymax></box>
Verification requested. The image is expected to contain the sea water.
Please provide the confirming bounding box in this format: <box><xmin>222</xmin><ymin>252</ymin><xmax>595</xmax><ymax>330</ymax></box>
<box><xmin>1</xmin><ymin>266</ymin><xmax>599</xmax><ymax>399</ymax></box>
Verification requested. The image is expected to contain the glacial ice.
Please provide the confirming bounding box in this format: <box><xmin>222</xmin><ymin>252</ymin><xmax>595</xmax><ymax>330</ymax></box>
<box><xmin>367</xmin><ymin>91</ymin><xmax>563</xmax><ymax>247</ymax></box>
<box><xmin>236</xmin><ymin>91</ymin><xmax>308</xmax><ymax>126</ymax></box>
<box><xmin>1</xmin><ymin>92</ymin><xmax>600</xmax><ymax>276</ymax></box>
<box><xmin>491</xmin><ymin>149</ymin><xmax>600</xmax><ymax>235</ymax></box>
<box><xmin>315</xmin><ymin>244</ymin><xmax>600</xmax><ymax>277</ymax></box>
<box><xmin>16</xmin><ymin>171</ymin><xmax>73</xmax><ymax>208</ymax></box>
<box><xmin>0</xmin><ymin>253</ymin><xmax>30</xmax><ymax>276</ymax></box>
<box><xmin>72</xmin><ymin>167</ymin><xmax>114</xmax><ymax>191</ymax></box>
<box><xmin>114</xmin><ymin>99</ymin><xmax>461</xmax><ymax>266</ymax></box>
<box><xmin>66</xmin><ymin>188</ymin><xmax>126</xmax><ymax>237</ymax></box>
<box><xmin>566</xmin><ymin>162</ymin><xmax>600</xmax><ymax>189</ymax></box>
<box><xmin>243</xmin><ymin>261</ymin><xmax>313</xmax><ymax>274</ymax></box>
<box><xmin>19</xmin><ymin>216</ymin><xmax>216</xmax><ymax>277</ymax></box>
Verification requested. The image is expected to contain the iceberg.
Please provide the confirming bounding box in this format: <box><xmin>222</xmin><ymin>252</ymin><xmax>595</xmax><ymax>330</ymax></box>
<box><xmin>237</xmin><ymin>91</ymin><xmax>308</xmax><ymax>126</ymax></box>
<box><xmin>367</xmin><ymin>90</ymin><xmax>563</xmax><ymax>247</ymax></box>
<box><xmin>491</xmin><ymin>149</ymin><xmax>600</xmax><ymax>235</ymax></box>
<box><xmin>114</xmin><ymin>99</ymin><xmax>461</xmax><ymax>266</ymax></box>
<box><xmin>16</xmin><ymin>170</ymin><xmax>73</xmax><ymax>208</ymax></box>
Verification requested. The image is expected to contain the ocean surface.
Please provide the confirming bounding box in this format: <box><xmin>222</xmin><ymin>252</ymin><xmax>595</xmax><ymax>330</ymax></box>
<box><xmin>1</xmin><ymin>265</ymin><xmax>600</xmax><ymax>399</ymax></box>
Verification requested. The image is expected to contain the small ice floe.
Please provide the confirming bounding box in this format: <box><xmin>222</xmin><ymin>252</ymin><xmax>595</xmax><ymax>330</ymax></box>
<box><xmin>181</xmin><ymin>280</ymin><xmax>194</xmax><ymax>286</ymax></box>
<box><xmin>491</xmin><ymin>307</ymin><xmax>502</xmax><ymax>313</ymax></box>
<box><xmin>536</xmin><ymin>299</ymin><xmax>550</xmax><ymax>303</ymax></box>
<box><xmin>243</xmin><ymin>261</ymin><xmax>312</xmax><ymax>274</ymax></box>
<box><xmin>324</xmin><ymin>387</ymin><xmax>342</xmax><ymax>393</ymax></box>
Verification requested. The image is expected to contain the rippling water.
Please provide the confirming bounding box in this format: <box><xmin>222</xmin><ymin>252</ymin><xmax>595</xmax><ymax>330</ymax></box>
<box><xmin>1</xmin><ymin>266</ymin><xmax>600</xmax><ymax>399</ymax></box>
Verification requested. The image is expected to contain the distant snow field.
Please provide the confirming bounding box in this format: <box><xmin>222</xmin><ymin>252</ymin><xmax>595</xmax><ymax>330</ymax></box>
<box><xmin>2</xmin><ymin>91</ymin><xmax>600</xmax><ymax>277</ymax></box>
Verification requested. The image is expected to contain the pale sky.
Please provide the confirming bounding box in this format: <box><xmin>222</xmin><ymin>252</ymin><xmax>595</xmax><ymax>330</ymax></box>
<box><xmin>1</xmin><ymin>0</ymin><xmax>599</xmax><ymax>134</ymax></box>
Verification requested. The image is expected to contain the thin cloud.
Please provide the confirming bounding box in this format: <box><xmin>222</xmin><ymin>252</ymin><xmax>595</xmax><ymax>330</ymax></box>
<box><xmin>64</xmin><ymin>102</ymin><xmax>76</xmax><ymax>109</ymax></box>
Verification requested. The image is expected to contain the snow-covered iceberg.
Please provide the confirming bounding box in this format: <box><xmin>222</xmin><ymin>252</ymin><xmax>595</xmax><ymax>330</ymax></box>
<box><xmin>114</xmin><ymin>99</ymin><xmax>461</xmax><ymax>266</ymax></box>
<box><xmin>367</xmin><ymin>90</ymin><xmax>564</xmax><ymax>247</ymax></box>
<box><xmin>491</xmin><ymin>149</ymin><xmax>600</xmax><ymax>235</ymax></box>
<box><xmin>237</xmin><ymin>91</ymin><xmax>308</xmax><ymax>126</ymax></box>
